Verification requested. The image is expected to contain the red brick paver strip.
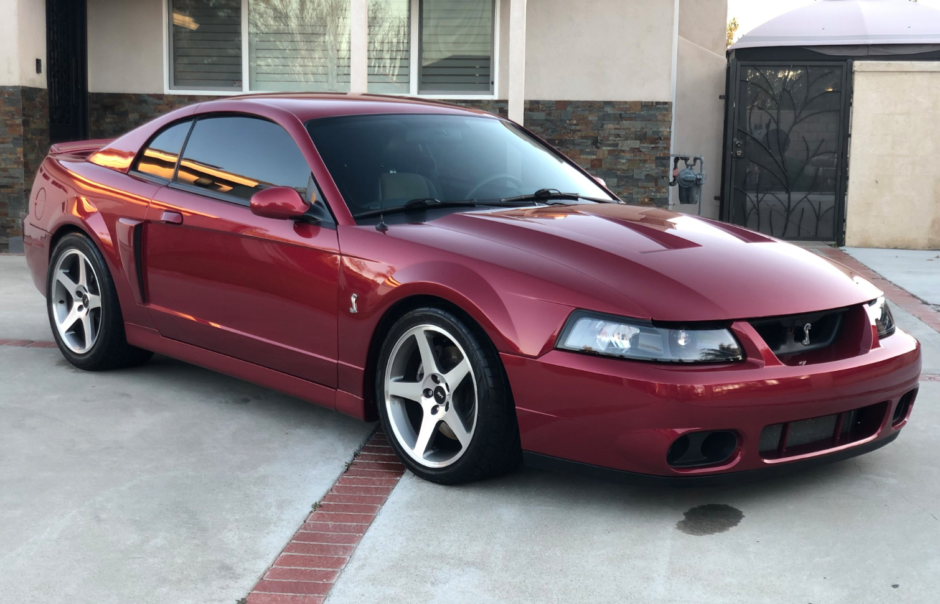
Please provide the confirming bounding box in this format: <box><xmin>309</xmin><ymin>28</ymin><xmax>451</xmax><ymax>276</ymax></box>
<box><xmin>0</xmin><ymin>339</ymin><xmax>57</xmax><ymax>348</ymax></box>
<box><xmin>814</xmin><ymin>246</ymin><xmax>940</xmax><ymax>335</ymax></box>
<box><xmin>244</xmin><ymin>431</ymin><xmax>405</xmax><ymax>604</ymax></box>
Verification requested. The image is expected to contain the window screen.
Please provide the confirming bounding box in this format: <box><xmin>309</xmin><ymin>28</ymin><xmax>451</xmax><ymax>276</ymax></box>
<box><xmin>419</xmin><ymin>0</ymin><xmax>493</xmax><ymax>94</ymax></box>
<box><xmin>135</xmin><ymin>120</ymin><xmax>193</xmax><ymax>181</ymax></box>
<box><xmin>368</xmin><ymin>0</ymin><xmax>410</xmax><ymax>94</ymax></box>
<box><xmin>176</xmin><ymin>117</ymin><xmax>311</xmax><ymax>202</ymax></box>
<box><xmin>169</xmin><ymin>0</ymin><xmax>243</xmax><ymax>90</ymax></box>
<box><xmin>249</xmin><ymin>0</ymin><xmax>351</xmax><ymax>92</ymax></box>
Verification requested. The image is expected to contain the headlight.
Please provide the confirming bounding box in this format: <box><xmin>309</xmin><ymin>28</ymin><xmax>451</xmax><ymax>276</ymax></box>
<box><xmin>556</xmin><ymin>311</ymin><xmax>744</xmax><ymax>363</ymax></box>
<box><xmin>867</xmin><ymin>296</ymin><xmax>895</xmax><ymax>339</ymax></box>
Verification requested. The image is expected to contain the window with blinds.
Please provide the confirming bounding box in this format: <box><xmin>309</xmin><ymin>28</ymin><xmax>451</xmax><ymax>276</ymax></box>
<box><xmin>167</xmin><ymin>0</ymin><xmax>497</xmax><ymax>95</ymax></box>
<box><xmin>419</xmin><ymin>0</ymin><xmax>494</xmax><ymax>94</ymax></box>
<box><xmin>368</xmin><ymin>0</ymin><xmax>410</xmax><ymax>94</ymax></box>
<box><xmin>169</xmin><ymin>0</ymin><xmax>243</xmax><ymax>90</ymax></box>
<box><xmin>249</xmin><ymin>0</ymin><xmax>351</xmax><ymax>92</ymax></box>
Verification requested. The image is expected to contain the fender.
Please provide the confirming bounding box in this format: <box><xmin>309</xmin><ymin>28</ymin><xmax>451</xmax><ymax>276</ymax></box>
<box><xmin>336</xmin><ymin>254</ymin><xmax>574</xmax><ymax>400</ymax></box>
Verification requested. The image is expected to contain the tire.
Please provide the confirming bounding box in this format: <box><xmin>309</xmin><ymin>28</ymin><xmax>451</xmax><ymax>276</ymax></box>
<box><xmin>46</xmin><ymin>232</ymin><xmax>153</xmax><ymax>371</ymax></box>
<box><xmin>376</xmin><ymin>307</ymin><xmax>521</xmax><ymax>484</ymax></box>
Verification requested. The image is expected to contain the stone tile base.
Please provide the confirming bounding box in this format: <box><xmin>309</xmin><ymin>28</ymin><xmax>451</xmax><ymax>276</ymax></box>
<box><xmin>0</xmin><ymin>86</ymin><xmax>49</xmax><ymax>252</ymax></box>
<box><xmin>457</xmin><ymin>100</ymin><xmax>672</xmax><ymax>205</ymax></box>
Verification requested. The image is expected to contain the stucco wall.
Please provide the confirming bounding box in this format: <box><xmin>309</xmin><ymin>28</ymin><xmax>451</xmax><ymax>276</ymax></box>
<box><xmin>846</xmin><ymin>62</ymin><xmax>940</xmax><ymax>250</ymax></box>
<box><xmin>671</xmin><ymin>0</ymin><xmax>726</xmax><ymax>218</ymax></box>
<box><xmin>87</xmin><ymin>0</ymin><xmax>165</xmax><ymax>94</ymax></box>
<box><xmin>523</xmin><ymin>0</ymin><xmax>674</xmax><ymax>102</ymax></box>
<box><xmin>0</xmin><ymin>0</ymin><xmax>46</xmax><ymax>88</ymax></box>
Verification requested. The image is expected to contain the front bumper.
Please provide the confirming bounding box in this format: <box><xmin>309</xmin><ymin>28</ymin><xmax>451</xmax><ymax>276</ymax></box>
<box><xmin>503</xmin><ymin>323</ymin><xmax>921</xmax><ymax>480</ymax></box>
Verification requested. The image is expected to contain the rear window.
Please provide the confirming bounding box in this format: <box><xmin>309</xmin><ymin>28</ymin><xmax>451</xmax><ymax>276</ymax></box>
<box><xmin>134</xmin><ymin>120</ymin><xmax>192</xmax><ymax>181</ymax></box>
<box><xmin>176</xmin><ymin>116</ymin><xmax>311</xmax><ymax>202</ymax></box>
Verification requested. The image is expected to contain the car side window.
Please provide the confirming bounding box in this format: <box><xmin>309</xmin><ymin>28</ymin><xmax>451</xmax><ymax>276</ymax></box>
<box><xmin>175</xmin><ymin>116</ymin><xmax>311</xmax><ymax>204</ymax></box>
<box><xmin>133</xmin><ymin>120</ymin><xmax>193</xmax><ymax>181</ymax></box>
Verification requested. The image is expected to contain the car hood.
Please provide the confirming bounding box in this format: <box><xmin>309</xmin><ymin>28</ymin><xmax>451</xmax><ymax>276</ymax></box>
<box><xmin>430</xmin><ymin>204</ymin><xmax>882</xmax><ymax>322</ymax></box>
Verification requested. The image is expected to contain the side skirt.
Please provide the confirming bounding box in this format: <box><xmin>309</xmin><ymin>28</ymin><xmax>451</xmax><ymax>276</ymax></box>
<box><xmin>125</xmin><ymin>323</ymin><xmax>367</xmax><ymax>418</ymax></box>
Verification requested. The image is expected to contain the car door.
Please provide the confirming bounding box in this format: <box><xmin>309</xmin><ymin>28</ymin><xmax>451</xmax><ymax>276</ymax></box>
<box><xmin>142</xmin><ymin>114</ymin><xmax>340</xmax><ymax>388</ymax></box>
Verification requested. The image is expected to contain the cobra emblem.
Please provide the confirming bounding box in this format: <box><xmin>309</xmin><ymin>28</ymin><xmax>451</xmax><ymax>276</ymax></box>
<box><xmin>802</xmin><ymin>323</ymin><xmax>812</xmax><ymax>346</ymax></box>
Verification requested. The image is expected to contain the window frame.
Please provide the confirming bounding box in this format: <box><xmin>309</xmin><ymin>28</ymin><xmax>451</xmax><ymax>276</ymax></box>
<box><xmin>133</xmin><ymin>112</ymin><xmax>335</xmax><ymax>226</ymax></box>
<box><xmin>163</xmin><ymin>0</ymin><xmax>499</xmax><ymax>99</ymax></box>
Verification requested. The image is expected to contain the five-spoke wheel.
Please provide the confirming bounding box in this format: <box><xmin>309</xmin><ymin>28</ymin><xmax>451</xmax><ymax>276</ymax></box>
<box><xmin>377</xmin><ymin>308</ymin><xmax>521</xmax><ymax>484</ymax></box>
<box><xmin>384</xmin><ymin>324</ymin><xmax>477</xmax><ymax>468</ymax></box>
<box><xmin>51</xmin><ymin>249</ymin><xmax>102</xmax><ymax>354</ymax></box>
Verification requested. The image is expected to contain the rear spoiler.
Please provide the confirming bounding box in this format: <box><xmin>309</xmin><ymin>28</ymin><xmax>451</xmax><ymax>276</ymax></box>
<box><xmin>49</xmin><ymin>138</ymin><xmax>115</xmax><ymax>158</ymax></box>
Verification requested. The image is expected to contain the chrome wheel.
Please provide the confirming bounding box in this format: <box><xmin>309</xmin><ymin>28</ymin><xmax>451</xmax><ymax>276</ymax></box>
<box><xmin>51</xmin><ymin>249</ymin><xmax>102</xmax><ymax>354</ymax></box>
<box><xmin>384</xmin><ymin>324</ymin><xmax>478</xmax><ymax>468</ymax></box>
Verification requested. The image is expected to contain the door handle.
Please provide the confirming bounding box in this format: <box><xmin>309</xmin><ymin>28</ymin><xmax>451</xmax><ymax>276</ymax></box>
<box><xmin>160</xmin><ymin>210</ymin><xmax>183</xmax><ymax>225</ymax></box>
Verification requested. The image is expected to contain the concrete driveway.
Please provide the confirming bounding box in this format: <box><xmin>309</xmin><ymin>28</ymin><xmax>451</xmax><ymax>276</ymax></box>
<box><xmin>0</xmin><ymin>256</ymin><xmax>374</xmax><ymax>604</ymax></box>
<box><xmin>2</xmin><ymin>252</ymin><xmax>939</xmax><ymax>604</ymax></box>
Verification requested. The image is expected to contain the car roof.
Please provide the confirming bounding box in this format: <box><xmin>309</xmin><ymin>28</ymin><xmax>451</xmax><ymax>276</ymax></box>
<box><xmin>198</xmin><ymin>93</ymin><xmax>500</xmax><ymax>122</ymax></box>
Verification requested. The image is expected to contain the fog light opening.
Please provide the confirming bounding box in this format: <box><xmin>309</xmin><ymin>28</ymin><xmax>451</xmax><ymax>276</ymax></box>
<box><xmin>701</xmin><ymin>431</ymin><xmax>737</xmax><ymax>462</ymax></box>
<box><xmin>892</xmin><ymin>389</ymin><xmax>917</xmax><ymax>427</ymax></box>
<box><xmin>666</xmin><ymin>430</ymin><xmax>738</xmax><ymax>469</ymax></box>
<box><xmin>666</xmin><ymin>435</ymin><xmax>691</xmax><ymax>465</ymax></box>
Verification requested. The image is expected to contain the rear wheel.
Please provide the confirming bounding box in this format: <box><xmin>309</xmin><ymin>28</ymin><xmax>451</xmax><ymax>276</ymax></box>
<box><xmin>376</xmin><ymin>308</ymin><xmax>521</xmax><ymax>484</ymax></box>
<box><xmin>47</xmin><ymin>233</ymin><xmax>152</xmax><ymax>371</ymax></box>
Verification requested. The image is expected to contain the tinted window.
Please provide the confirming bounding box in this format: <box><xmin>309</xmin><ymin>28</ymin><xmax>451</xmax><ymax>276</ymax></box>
<box><xmin>135</xmin><ymin>120</ymin><xmax>192</xmax><ymax>181</ymax></box>
<box><xmin>306</xmin><ymin>114</ymin><xmax>611</xmax><ymax>217</ymax></box>
<box><xmin>177</xmin><ymin>116</ymin><xmax>311</xmax><ymax>202</ymax></box>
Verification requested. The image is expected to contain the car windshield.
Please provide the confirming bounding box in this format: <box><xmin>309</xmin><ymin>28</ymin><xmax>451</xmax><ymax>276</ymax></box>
<box><xmin>305</xmin><ymin>114</ymin><xmax>615</xmax><ymax>219</ymax></box>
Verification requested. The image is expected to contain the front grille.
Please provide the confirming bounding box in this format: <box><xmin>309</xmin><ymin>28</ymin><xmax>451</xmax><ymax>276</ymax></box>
<box><xmin>759</xmin><ymin>401</ymin><xmax>887</xmax><ymax>460</ymax></box>
<box><xmin>749</xmin><ymin>305</ymin><xmax>867</xmax><ymax>366</ymax></box>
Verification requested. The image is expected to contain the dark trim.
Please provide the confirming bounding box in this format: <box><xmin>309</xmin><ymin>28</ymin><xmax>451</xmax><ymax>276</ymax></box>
<box><xmin>718</xmin><ymin>55</ymin><xmax>737</xmax><ymax>223</ymax></box>
<box><xmin>730</xmin><ymin>47</ymin><xmax>940</xmax><ymax>63</ymax></box>
<box><xmin>133</xmin><ymin>223</ymin><xmax>146</xmax><ymax>303</ymax></box>
<box><xmin>836</xmin><ymin>58</ymin><xmax>854</xmax><ymax>247</ymax></box>
<box><xmin>522</xmin><ymin>431</ymin><xmax>900</xmax><ymax>487</ymax></box>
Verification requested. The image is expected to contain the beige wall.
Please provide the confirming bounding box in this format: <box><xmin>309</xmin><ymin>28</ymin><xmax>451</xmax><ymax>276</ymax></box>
<box><xmin>523</xmin><ymin>0</ymin><xmax>675</xmax><ymax>102</ymax></box>
<box><xmin>0</xmin><ymin>0</ymin><xmax>46</xmax><ymax>88</ymax></box>
<box><xmin>87</xmin><ymin>0</ymin><xmax>165</xmax><ymax>93</ymax></box>
<box><xmin>846</xmin><ymin>62</ymin><xmax>940</xmax><ymax>250</ymax></box>
<box><xmin>671</xmin><ymin>0</ymin><xmax>726</xmax><ymax>218</ymax></box>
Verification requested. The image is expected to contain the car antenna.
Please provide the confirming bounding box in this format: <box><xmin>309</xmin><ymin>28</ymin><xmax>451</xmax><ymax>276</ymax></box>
<box><xmin>376</xmin><ymin>195</ymin><xmax>388</xmax><ymax>232</ymax></box>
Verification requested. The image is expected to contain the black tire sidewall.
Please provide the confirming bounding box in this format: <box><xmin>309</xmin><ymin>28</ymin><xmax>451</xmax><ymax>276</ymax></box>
<box><xmin>376</xmin><ymin>307</ymin><xmax>517</xmax><ymax>484</ymax></box>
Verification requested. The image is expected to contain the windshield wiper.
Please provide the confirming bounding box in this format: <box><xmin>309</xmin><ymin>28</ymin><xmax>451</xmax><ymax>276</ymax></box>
<box><xmin>355</xmin><ymin>198</ymin><xmax>479</xmax><ymax>219</ymax></box>
<box><xmin>499</xmin><ymin>188</ymin><xmax>614</xmax><ymax>204</ymax></box>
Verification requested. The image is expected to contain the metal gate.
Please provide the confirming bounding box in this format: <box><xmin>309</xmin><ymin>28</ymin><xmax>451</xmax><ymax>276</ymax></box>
<box><xmin>46</xmin><ymin>0</ymin><xmax>88</xmax><ymax>143</ymax></box>
<box><xmin>722</xmin><ymin>61</ymin><xmax>851</xmax><ymax>243</ymax></box>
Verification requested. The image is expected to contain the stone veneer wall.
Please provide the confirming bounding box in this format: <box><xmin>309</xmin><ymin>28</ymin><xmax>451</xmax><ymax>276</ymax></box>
<box><xmin>457</xmin><ymin>100</ymin><xmax>672</xmax><ymax>205</ymax></box>
<box><xmin>87</xmin><ymin>94</ymin><xmax>672</xmax><ymax>207</ymax></box>
<box><xmin>88</xmin><ymin>93</ymin><xmax>218</xmax><ymax>139</ymax></box>
<box><xmin>0</xmin><ymin>86</ymin><xmax>49</xmax><ymax>252</ymax></box>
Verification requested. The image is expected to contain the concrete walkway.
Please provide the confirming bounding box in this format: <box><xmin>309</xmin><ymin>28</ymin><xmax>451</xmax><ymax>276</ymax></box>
<box><xmin>0</xmin><ymin>257</ymin><xmax>374</xmax><ymax>604</ymax></box>
<box><xmin>844</xmin><ymin>248</ymin><xmax>940</xmax><ymax>307</ymax></box>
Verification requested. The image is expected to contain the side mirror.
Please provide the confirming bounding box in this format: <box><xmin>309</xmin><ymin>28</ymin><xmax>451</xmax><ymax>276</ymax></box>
<box><xmin>250</xmin><ymin>187</ymin><xmax>310</xmax><ymax>220</ymax></box>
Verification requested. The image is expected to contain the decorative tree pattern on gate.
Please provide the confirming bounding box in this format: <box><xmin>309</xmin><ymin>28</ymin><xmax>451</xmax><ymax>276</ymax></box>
<box><xmin>730</xmin><ymin>64</ymin><xmax>845</xmax><ymax>240</ymax></box>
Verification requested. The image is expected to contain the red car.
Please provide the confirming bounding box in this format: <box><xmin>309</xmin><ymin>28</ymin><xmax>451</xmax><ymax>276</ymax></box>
<box><xmin>24</xmin><ymin>95</ymin><xmax>921</xmax><ymax>485</ymax></box>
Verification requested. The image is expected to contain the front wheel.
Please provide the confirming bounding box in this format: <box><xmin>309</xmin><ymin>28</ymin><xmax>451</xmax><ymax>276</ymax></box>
<box><xmin>376</xmin><ymin>308</ymin><xmax>521</xmax><ymax>484</ymax></box>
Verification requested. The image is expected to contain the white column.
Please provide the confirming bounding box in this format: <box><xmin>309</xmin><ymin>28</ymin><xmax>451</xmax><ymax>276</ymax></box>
<box><xmin>507</xmin><ymin>0</ymin><xmax>527</xmax><ymax>125</ymax></box>
<box><xmin>350</xmin><ymin>0</ymin><xmax>369</xmax><ymax>93</ymax></box>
